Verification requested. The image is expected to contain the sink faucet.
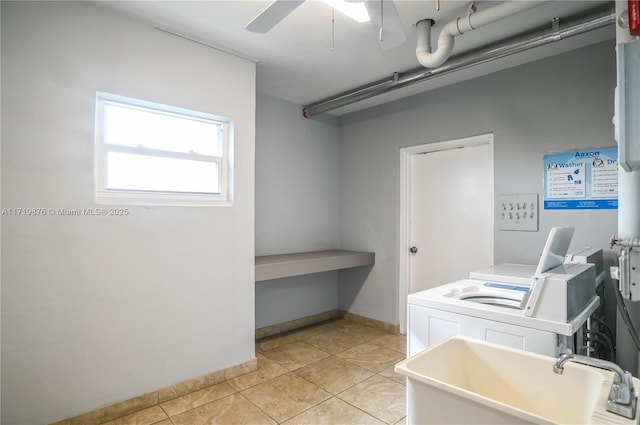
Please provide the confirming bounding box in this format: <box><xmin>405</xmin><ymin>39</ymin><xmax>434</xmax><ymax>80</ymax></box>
<box><xmin>554</xmin><ymin>353</ymin><xmax>637</xmax><ymax>419</ymax></box>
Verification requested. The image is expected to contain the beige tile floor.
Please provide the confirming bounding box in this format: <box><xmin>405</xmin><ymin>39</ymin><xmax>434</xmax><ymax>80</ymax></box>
<box><xmin>100</xmin><ymin>319</ymin><xmax>407</xmax><ymax>425</ymax></box>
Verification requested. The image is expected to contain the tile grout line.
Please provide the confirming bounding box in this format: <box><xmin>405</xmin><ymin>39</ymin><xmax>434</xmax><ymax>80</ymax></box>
<box><xmin>282</xmin><ymin>339</ymin><xmax>406</xmax><ymax>424</ymax></box>
<box><xmin>236</xmin><ymin>391</ymin><xmax>281</xmax><ymax>424</ymax></box>
<box><xmin>331</xmin><ymin>393</ymin><xmax>393</xmax><ymax>425</ymax></box>
<box><xmin>254</xmin><ymin>324</ymin><xmax>388</xmax><ymax>423</ymax></box>
<box><xmin>281</xmin><ymin>372</ymin><xmax>402</xmax><ymax>425</ymax></box>
<box><xmin>157</xmin><ymin>403</ymin><xmax>173</xmax><ymax>423</ymax></box>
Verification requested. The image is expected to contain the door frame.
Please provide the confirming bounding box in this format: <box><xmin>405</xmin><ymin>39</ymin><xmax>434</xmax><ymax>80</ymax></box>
<box><xmin>398</xmin><ymin>133</ymin><xmax>494</xmax><ymax>333</ymax></box>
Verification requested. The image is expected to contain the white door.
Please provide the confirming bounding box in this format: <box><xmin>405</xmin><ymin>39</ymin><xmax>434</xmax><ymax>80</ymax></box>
<box><xmin>409</xmin><ymin>142</ymin><xmax>493</xmax><ymax>294</ymax></box>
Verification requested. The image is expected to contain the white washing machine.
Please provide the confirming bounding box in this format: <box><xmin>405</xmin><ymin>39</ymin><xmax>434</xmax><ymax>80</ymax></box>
<box><xmin>407</xmin><ymin>263</ymin><xmax>599</xmax><ymax>357</ymax></box>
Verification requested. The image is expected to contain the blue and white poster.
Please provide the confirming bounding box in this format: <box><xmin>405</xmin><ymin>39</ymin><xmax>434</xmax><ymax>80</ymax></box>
<box><xmin>543</xmin><ymin>147</ymin><xmax>618</xmax><ymax>210</ymax></box>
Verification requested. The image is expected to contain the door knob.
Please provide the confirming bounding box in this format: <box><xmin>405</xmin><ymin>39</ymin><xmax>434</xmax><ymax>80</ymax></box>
<box><xmin>409</xmin><ymin>246</ymin><xmax>418</xmax><ymax>253</ymax></box>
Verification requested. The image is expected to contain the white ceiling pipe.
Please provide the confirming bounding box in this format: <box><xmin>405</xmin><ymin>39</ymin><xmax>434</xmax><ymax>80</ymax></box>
<box><xmin>302</xmin><ymin>5</ymin><xmax>613</xmax><ymax>117</ymax></box>
<box><xmin>416</xmin><ymin>1</ymin><xmax>546</xmax><ymax>69</ymax></box>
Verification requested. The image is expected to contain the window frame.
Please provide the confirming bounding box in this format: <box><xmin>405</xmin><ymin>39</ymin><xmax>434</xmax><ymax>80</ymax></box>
<box><xmin>94</xmin><ymin>92</ymin><xmax>232</xmax><ymax>206</ymax></box>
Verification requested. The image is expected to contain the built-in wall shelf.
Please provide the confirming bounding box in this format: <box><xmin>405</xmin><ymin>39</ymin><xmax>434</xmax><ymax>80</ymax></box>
<box><xmin>255</xmin><ymin>250</ymin><xmax>375</xmax><ymax>282</ymax></box>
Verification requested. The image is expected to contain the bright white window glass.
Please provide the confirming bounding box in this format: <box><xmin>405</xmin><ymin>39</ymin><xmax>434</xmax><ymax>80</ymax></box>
<box><xmin>103</xmin><ymin>103</ymin><xmax>222</xmax><ymax>156</ymax></box>
<box><xmin>107</xmin><ymin>153</ymin><xmax>219</xmax><ymax>194</ymax></box>
<box><xmin>95</xmin><ymin>92</ymin><xmax>231</xmax><ymax>205</ymax></box>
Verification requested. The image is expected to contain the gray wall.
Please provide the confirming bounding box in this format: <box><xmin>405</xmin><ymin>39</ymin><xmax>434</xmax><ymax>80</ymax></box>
<box><xmin>1</xmin><ymin>3</ymin><xmax>3</xmax><ymax>418</ymax></box>
<box><xmin>255</xmin><ymin>94</ymin><xmax>340</xmax><ymax>328</ymax></box>
<box><xmin>1</xmin><ymin>3</ymin><xmax>256</xmax><ymax>424</ymax></box>
<box><xmin>338</xmin><ymin>40</ymin><xmax>618</xmax><ymax>325</ymax></box>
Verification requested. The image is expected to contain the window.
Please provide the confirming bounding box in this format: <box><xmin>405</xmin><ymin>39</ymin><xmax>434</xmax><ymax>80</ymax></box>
<box><xmin>95</xmin><ymin>92</ymin><xmax>232</xmax><ymax>205</ymax></box>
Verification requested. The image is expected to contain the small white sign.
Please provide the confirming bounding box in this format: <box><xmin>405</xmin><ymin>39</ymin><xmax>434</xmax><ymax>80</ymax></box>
<box><xmin>498</xmin><ymin>194</ymin><xmax>538</xmax><ymax>232</ymax></box>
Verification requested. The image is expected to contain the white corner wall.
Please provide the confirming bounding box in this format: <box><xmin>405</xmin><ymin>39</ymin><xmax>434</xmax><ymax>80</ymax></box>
<box><xmin>1</xmin><ymin>3</ymin><xmax>255</xmax><ymax>424</ymax></box>
<box><xmin>338</xmin><ymin>41</ymin><xmax>617</xmax><ymax>326</ymax></box>
<box><xmin>255</xmin><ymin>94</ymin><xmax>340</xmax><ymax>328</ymax></box>
<box><xmin>0</xmin><ymin>3</ymin><xmax>3</xmax><ymax>420</ymax></box>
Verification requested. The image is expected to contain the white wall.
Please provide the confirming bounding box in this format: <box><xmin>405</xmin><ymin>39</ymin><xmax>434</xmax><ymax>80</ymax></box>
<box><xmin>1</xmin><ymin>3</ymin><xmax>255</xmax><ymax>424</ymax></box>
<box><xmin>337</xmin><ymin>41</ymin><xmax>617</xmax><ymax>326</ymax></box>
<box><xmin>255</xmin><ymin>94</ymin><xmax>340</xmax><ymax>328</ymax></box>
<box><xmin>0</xmin><ymin>3</ymin><xmax>3</xmax><ymax>421</ymax></box>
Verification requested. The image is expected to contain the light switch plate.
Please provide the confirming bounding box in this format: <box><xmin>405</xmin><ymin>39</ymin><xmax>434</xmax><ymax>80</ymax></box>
<box><xmin>498</xmin><ymin>194</ymin><xmax>538</xmax><ymax>231</ymax></box>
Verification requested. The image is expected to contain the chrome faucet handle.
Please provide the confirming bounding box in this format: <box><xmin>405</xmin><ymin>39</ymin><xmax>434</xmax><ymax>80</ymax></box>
<box><xmin>610</xmin><ymin>370</ymin><xmax>635</xmax><ymax>405</ymax></box>
<box><xmin>607</xmin><ymin>377</ymin><xmax>636</xmax><ymax>419</ymax></box>
<box><xmin>553</xmin><ymin>353</ymin><xmax>637</xmax><ymax>420</ymax></box>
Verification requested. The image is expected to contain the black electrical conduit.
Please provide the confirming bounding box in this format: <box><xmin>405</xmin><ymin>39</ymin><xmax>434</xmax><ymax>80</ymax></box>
<box><xmin>611</xmin><ymin>276</ymin><xmax>640</xmax><ymax>352</ymax></box>
<box><xmin>584</xmin><ymin>336</ymin><xmax>609</xmax><ymax>360</ymax></box>
<box><xmin>302</xmin><ymin>5</ymin><xmax>615</xmax><ymax>118</ymax></box>
<box><xmin>586</xmin><ymin>329</ymin><xmax>615</xmax><ymax>361</ymax></box>
<box><xmin>593</xmin><ymin>315</ymin><xmax>616</xmax><ymax>344</ymax></box>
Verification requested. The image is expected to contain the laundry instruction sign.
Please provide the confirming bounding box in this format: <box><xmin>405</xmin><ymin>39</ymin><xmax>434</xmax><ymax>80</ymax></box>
<box><xmin>543</xmin><ymin>147</ymin><xmax>618</xmax><ymax>210</ymax></box>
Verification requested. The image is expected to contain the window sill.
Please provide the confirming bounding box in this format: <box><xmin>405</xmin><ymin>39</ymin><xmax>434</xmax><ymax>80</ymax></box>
<box><xmin>95</xmin><ymin>190</ymin><xmax>231</xmax><ymax>207</ymax></box>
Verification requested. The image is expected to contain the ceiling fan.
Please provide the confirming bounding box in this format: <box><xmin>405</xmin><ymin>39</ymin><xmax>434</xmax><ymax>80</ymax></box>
<box><xmin>245</xmin><ymin>0</ymin><xmax>407</xmax><ymax>50</ymax></box>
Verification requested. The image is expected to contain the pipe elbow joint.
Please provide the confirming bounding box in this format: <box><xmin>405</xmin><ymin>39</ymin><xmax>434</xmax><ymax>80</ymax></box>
<box><xmin>416</xmin><ymin>35</ymin><xmax>454</xmax><ymax>68</ymax></box>
<box><xmin>415</xmin><ymin>17</ymin><xmax>455</xmax><ymax>69</ymax></box>
<box><xmin>414</xmin><ymin>1</ymin><xmax>543</xmax><ymax>69</ymax></box>
<box><xmin>416</xmin><ymin>51</ymin><xmax>448</xmax><ymax>68</ymax></box>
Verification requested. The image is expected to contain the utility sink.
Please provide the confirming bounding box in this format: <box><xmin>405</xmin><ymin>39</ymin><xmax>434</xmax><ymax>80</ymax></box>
<box><xmin>395</xmin><ymin>337</ymin><xmax>640</xmax><ymax>424</ymax></box>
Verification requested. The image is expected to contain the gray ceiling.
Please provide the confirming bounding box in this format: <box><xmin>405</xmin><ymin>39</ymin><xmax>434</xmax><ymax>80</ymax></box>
<box><xmin>100</xmin><ymin>1</ymin><xmax>615</xmax><ymax>116</ymax></box>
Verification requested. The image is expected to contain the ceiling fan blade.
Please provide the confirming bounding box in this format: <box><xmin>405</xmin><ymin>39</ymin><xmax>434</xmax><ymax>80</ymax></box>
<box><xmin>364</xmin><ymin>0</ymin><xmax>407</xmax><ymax>50</ymax></box>
<box><xmin>245</xmin><ymin>0</ymin><xmax>305</xmax><ymax>33</ymax></box>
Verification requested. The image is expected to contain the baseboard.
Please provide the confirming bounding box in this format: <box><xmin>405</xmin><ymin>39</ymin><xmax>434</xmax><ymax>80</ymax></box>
<box><xmin>340</xmin><ymin>310</ymin><xmax>400</xmax><ymax>334</ymax></box>
<box><xmin>255</xmin><ymin>309</ymin><xmax>342</xmax><ymax>339</ymax></box>
<box><xmin>255</xmin><ymin>309</ymin><xmax>399</xmax><ymax>340</ymax></box>
<box><xmin>49</xmin><ymin>358</ymin><xmax>257</xmax><ymax>425</ymax></box>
